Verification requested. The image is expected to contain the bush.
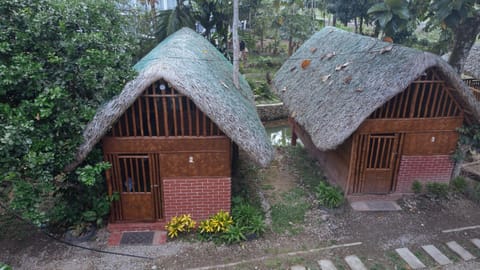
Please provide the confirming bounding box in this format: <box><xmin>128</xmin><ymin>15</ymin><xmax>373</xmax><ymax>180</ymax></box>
<box><xmin>231</xmin><ymin>197</ymin><xmax>265</xmax><ymax>236</ymax></box>
<box><xmin>0</xmin><ymin>0</ymin><xmax>137</xmax><ymax>228</ymax></box>
<box><xmin>315</xmin><ymin>182</ymin><xmax>344</xmax><ymax>208</ymax></box>
<box><xmin>165</xmin><ymin>214</ymin><xmax>196</xmax><ymax>238</ymax></box>
<box><xmin>411</xmin><ymin>180</ymin><xmax>423</xmax><ymax>194</ymax></box>
<box><xmin>425</xmin><ymin>182</ymin><xmax>449</xmax><ymax>199</ymax></box>
<box><xmin>0</xmin><ymin>262</ymin><xmax>12</xmax><ymax>270</ymax></box>
<box><xmin>450</xmin><ymin>176</ymin><xmax>467</xmax><ymax>193</ymax></box>
<box><xmin>198</xmin><ymin>210</ymin><xmax>233</xmax><ymax>234</ymax></box>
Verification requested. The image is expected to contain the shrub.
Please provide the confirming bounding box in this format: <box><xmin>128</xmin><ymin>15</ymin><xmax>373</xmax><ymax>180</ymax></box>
<box><xmin>425</xmin><ymin>182</ymin><xmax>449</xmax><ymax>199</ymax></box>
<box><xmin>450</xmin><ymin>176</ymin><xmax>467</xmax><ymax>193</ymax></box>
<box><xmin>219</xmin><ymin>224</ymin><xmax>246</xmax><ymax>244</ymax></box>
<box><xmin>411</xmin><ymin>180</ymin><xmax>423</xmax><ymax>194</ymax></box>
<box><xmin>198</xmin><ymin>210</ymin><xmax>233</xmax><ymax>234</ymax></box>
<box><xmin>315</xmin><ymin>182</ymin><xmax>344</xmax><ymax>208</ymax></box>
<box><xmin>0</xmin><ymin>0</ymin><xmax>136</xmax><ymax>229</ymax></box>
<box><xmin>231</xmin><ymin>197</ymin><xmax>265</xmax><ymax>236</ymax></box>
<box><xmin>165</xmin><ymin>214</ymin><xmax>196</xmax><ymax>238</ymax></box>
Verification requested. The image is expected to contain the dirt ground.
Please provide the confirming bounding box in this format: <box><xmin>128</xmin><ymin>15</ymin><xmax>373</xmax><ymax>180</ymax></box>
<box><xmin>1</xmin><ymin>147</ymin><xmax>480</xmax><ymax>270</ymax></box>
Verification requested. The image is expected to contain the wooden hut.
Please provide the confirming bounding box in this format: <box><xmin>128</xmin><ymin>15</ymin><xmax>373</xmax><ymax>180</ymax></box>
<box><xmin>274</xmin><ymin>27</ymin><xmax>480</xmax><ymax>196</ymax></box>
<box><xmin>67</xmin><ymin>28</ymin><xmax>273</xmax><ymax>224</ymax></box>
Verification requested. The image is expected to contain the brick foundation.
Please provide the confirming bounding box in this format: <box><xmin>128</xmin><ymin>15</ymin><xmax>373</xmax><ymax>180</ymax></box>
<box><xmin>162</xmin><ymin>178</ymin><xmax>231</xmax><ymax>222</ymax></box>
<box><xmin>395</xmin><ymin>155</ymin><xmax>454</xmax><ymax>193</ymax></box>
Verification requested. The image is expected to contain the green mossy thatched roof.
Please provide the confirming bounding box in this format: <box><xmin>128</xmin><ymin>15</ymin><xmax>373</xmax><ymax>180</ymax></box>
<box><xmin>67</xmin><ymin>28</ymin><xmax>273</xmax><ymax>171</ymax></box>
<box><xmin>274</xmin><ymin>27</ymin><xmax>480</xmax><ymax>151</ymax></box>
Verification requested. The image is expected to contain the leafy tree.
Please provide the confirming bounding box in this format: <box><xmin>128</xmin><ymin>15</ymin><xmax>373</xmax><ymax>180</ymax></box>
<box><xmin>428</xmin><ymin>0</ymin><xmax>480</xmax><ymax>73</ymax></box>
<box><xmin>0</xmin><ymin>0</ymin><xmax>136</xmax><ymax>227</ymax></box>
<box><xmin>368</xmin><ymin>0</ymin><xmax>413</xmax><ymax>42</ymax></box>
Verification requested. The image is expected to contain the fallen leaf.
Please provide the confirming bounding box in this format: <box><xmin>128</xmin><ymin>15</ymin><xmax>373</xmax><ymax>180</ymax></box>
<box><xmin>291</xmin><ymin>111</ymin><xmax>297</xmax><ymax>118</ymax></box>
<box><xmin>310</xmin><ymin>47</ymin><xmax>317</xmax><ymax>53</ymax></box>
<box><xmin>35</xmin><ymin>113</ymin><xmax>40</xmax><ymax>121</ymax></box>
<box><xmin>355</xmin><ymin>88</ymin><xmax>363</xmax><ymax>92</ymax></box>
<box><xmin>290</xmin><ymin>66</ymin><xmax>297</xmax><ymax>72</ymax></box>
<box><xmin>321</xmin><ymin>74</ymin><xmax>331</xmax><ymax>82</ymax></box>
<box><xmin>380</xmin><ymin>45</ymin><xmax>393</xmax><ymax>54</ymax></box>
<box><xmin>344</xmin><ymin>75</ymin><xmax>352</xmax><ymax>84</ymax></box>
<box><xmin>281</xmin><ymin>87</ymin><xmax>287</xmax><ymax>92</ymax></box>
<box><xmin>335</xmin><ymin>62</ymin><xmax>350</xmax><ymax>71</ymax></box>
<box><xmin>301</xmin><ymin>59</ymin><xmax>311</xmax><ymax>69</ymax></box>
<box><xmin>220</xmin><ymin>81</ymin><xmax>229</xmax><ymax>88</ymax></box>
<box><xmin>321</xmin><ymin>51</ymin><xmax>336</xmax><ymax>60</ymax></box>
<box><xmin>383</xmin><ymin>36</ymin><xmax>393</xmax><ymax>43</ymax></box>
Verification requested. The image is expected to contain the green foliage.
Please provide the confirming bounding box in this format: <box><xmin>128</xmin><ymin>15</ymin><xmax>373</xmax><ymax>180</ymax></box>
<box><xmin>165</xmin><ymin>214</ymin><xmax>197</xmax><ymax>238</ymax></box>
<box><xmin>450</xmin><ymin>176</ymin><xmax>467</xmax><ymax>193</ymax></box>
<box><xmin>220</xmin><ymin>224</ymin><xmax>246</xmax><ymax>244</ymax></box>
<box><xmin>411</xmin><ymin>180</ymin><xmax>423</xmax><ymax>194</ymax></box>
<box><xmin>425</xmin><ymin>182</ymin><xmax>449</xmax><ymax>199</ymax></box>
<box><xmin>271</xmin><ymin>188</ymin><xmax>309</xmax><ymax>234</ymax></box>
<box><xmin>315</xmin><ymin>181</ymin><xmax>344</xmax><ymax>208</ymax></box>
<box><xmin>0</xmin><ymin>262</ymin><xmax>12</xmax><ymax>270</ymax></box>
<box><xmin>0</xmin><ymin>0</ymin><xmax>136</xmax><ymax>228</ymax></box>
<box><xmin>199</xmin><ymin>210</ymin><xmax>233</xmax><ymax>234</ymax></box>
<box><xmin>76</xmin><ymin>162</ymin><xmax>112</xmax><ymax>186</ymax></box>
<box><xmin>231</xmin><ymin>196</ymin><xmax>266</xmax><ymax>236</ymax></box>
<box><xmin>454</xmin><ymin>125</ymin><xmax>480</xmax><ymax>161</ymax></box>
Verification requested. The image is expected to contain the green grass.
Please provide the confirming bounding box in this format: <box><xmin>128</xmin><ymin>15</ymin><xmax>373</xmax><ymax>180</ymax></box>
<box><xmin>270</xmin><ymin>188</ymin><xmax>310</xmax><ymax>234</ymax></box>
<box><xmin>286</xmin><ymin>146</ymin><xmax>325</xmax><ymax>189</ymax></box>
<box><xmin>385</xmin><ymin>251</ymin><xmax>408</xmax><ymax>270</ymax></box>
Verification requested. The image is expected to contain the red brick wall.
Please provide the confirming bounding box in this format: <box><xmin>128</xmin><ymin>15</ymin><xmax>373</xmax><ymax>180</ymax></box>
<box><xmin>162</xmin><ymin>178</ymin><xmax>231</xmax><ymax>222</ymax></box>
<box><xmin>395</xmin><ymin>155</ymin><xmax>454</xmax><ymax>193</ymax></box>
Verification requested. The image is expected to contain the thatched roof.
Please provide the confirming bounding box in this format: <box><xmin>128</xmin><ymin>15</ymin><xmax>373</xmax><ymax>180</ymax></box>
<box><xmin>66</xmin><ymin>28</ymin><xmax>273</xmax><ymax>171</ymax></box>
<box><xmin>274</xmin><ymin>27</ymin><xmax>480</xmax><ymax>151</ymax></box>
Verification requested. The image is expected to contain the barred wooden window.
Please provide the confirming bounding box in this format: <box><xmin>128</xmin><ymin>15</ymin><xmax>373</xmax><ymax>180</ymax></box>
<box><xmin>369</xmin><ymin>68</ymin><xmax>462</xmax><ymax>119</ymax></box>
<box><xmin>117</xmin><ymin>155</ymin><xmax>150</xmax><ymax>193</ymax></box>
<box><xmin>110</xmin><ymin>80</ymin><xmax>224</xmax><ymax>137</ymax></box>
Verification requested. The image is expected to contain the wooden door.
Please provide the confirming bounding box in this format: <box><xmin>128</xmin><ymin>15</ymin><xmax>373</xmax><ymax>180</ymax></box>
<box><xmin>353</xmin><ymin>134</ymin><xmax>401</xmax><ymax>194</ymax></box>
<box><xmin>105</xmin><ymin>154</ymin><xmax>162</xmax><ymax>221</ymax></box>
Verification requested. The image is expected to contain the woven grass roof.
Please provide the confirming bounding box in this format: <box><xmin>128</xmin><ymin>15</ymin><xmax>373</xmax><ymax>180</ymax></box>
<box><xmin>66</xmin><ymin>28</ymin><xmax>273</xmax><ymax>171</ymax></box>
<box><xmin>274</xmin><ymin>26</ymin><xmax>480</xmax><ymax>151</ymax></box>
<box><xmin>463</xmin><ymin>43</ymin><xmax>480</xmax><ymax>79</ymax></box>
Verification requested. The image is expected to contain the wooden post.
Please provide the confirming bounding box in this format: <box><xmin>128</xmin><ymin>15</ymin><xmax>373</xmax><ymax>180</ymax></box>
<box><xmin>232</xmin><ymin>0</ymin><xmax>240</xmax><ymax>89</ymax></box>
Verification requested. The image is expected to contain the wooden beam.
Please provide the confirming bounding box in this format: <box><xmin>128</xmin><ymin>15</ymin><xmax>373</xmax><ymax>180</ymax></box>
<box><xmin>357</xmin><ymin>117</ymin><xmax>463</xmax><ymax>134</ymax></box>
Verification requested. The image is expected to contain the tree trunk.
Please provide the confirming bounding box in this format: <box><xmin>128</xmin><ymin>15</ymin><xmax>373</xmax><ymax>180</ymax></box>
<box><xmin>359</xmin><ymin>16</ymin><xmax>364</xmax><ymax>34</ymax></box>
<box><xmin>448</xmin><ymin>13</ymin><xmax>480</xmax><ymax>74</ymax></box>
<box><xmin>332</xmin><ymin>14</ymin><xmax>336</xmax><ymax>26</ymax></box>
<box><xmin>288</xmin><ymin>36</ymin><xmax>293</xmax><ymax>56</ymax></box>
<box><xmin>354</xmin><ymin>17</ymin><xmax>358</xmax><ymax>33</ymax></box>
<box><xmin>232</xmin><ymin>0</ymin><xmax>240</xmax><ymax>89</ymax></box>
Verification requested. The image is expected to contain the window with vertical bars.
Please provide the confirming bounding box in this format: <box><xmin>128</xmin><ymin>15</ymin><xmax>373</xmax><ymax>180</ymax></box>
<box><xmin>368</xmin><ymin>68</ymin><xmax>462</xmax><ymax>119</ymax></box>
<box><xmin>109</xmin><ymin>80</ymin><xmax>224</xmax><ymax>137</ymax></box>
<box><xmin>118</xmin><ymin>155</ymin><xmax>150</xmax><ymax>193</ymax></box>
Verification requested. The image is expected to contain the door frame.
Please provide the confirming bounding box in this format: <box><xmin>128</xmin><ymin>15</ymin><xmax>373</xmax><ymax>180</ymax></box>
<box><xmin>350</xmin><ymin>133</ymin><xmax>404</xmax><ymax>194</ymax></box>
<box><xmin>104</xmin><ymin>153</ymin><xmax>163</xmax><ymax>222</ymax></box>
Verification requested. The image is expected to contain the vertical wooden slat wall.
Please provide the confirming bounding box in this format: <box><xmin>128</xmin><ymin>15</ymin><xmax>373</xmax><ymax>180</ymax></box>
<box><xmin>108</xmin><ymin>80</ymin><xmax>224</xmax><ymax>137</ymax></box>
<box><xmin>368</xmin><ymin>68</ymin><xmax>462</xmax><ymax>120</ymax></box>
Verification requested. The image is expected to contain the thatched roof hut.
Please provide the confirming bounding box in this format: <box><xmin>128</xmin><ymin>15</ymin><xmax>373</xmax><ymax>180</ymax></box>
<box><xmin>274</xmin><ymin>27</ymin><xmax>480</xmax><ymax>152</ymax></box>
<box><xmin>67</xmin><ymin>27</ymin><xmax>273</xmax><ymax>171</ymax></box>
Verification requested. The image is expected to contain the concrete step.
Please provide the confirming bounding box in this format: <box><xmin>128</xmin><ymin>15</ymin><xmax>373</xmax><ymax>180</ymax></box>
<box><xmin>471</xmin><ymin>238</ymin><xmax>480</xmax><ymax>249</ymax></box>
<box><xmin>421</xmin><ymin>245</ymin><xmax>452</xmax><ymax>265</ymax></box>
<box><xmin>446</xmin><ymin>241</ymin><xmax>476</xmax><ymax>261</ymax></box>
<box><xmin>290</xmin><ymin>265</ymin><xmax>306</xmax><ymax>270</ymax></box>
<box><xmin>318</xmin><ymin>259</ymin><xmax>337</xmax><ymax>270</ymax></box>
<box><xmin>395</xmin><ymin>248</ymin><xmax>426</xmax><ymax>269</ymax></box>
<box><xmin>344</xmin><ymin>255</ymin><xmax>367</xmax><ymax>270</ymax></box>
